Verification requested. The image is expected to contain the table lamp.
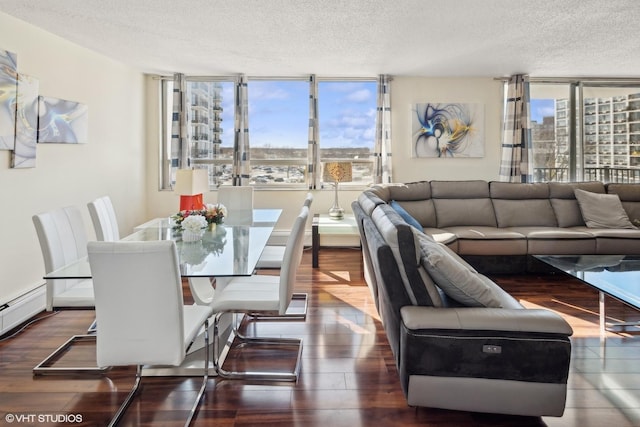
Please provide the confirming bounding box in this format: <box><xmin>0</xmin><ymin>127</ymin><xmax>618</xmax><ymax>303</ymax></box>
<box><xmin>175</xmin><ymin>168</ymin><xmax>209</xmax><ymax>211</ymax></box>
<box><xmin>323</xmin><ymin>161</ymin><xmax>352</xmax><ymax>219</ymax></box>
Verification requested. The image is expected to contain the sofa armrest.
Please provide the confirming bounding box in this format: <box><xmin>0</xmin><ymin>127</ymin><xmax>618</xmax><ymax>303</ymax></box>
<box><xmin>400</xmin><ymin>305</ymin><xmax>573</xmax><ymax>336</ymax></box>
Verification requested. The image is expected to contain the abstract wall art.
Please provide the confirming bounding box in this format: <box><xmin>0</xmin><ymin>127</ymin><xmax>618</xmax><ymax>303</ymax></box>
<box><xmin>0</xmin><ymin>49</ymin><xmax>18</xmax><ymax>150</ymax></box>
<box><xmin>11</xmin><ymin>74</ymin><xmax>39</xmax><ymax>168</ymax></box>
<box><xmin>412</xmin><ymin>102</ymin><xmax>484</xmax><ymax>158</ymax></box>
<box><xmin>37</xmin><ymin>96</ymin><xmax>88</xmax><ymax>144</ymax></box>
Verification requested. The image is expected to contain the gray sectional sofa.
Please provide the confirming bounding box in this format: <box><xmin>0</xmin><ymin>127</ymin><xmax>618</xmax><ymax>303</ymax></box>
<box><xmin>351</xmin><ymin>180</ymin><xmax>639</xmax><ymax>417</ymax></box>
<box><xmin>359</xmin><ymin>180</ymin><xmax>640</xmax><ymax>274</ymax></box>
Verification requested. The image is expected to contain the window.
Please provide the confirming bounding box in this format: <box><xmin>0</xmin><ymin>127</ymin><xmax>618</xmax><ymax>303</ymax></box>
<box><xmin>318</xmin><ymin>80</ymin><xmax>376</xmax><ymax>186</ymax></box>
<box><xmin>248</xmin><ymin>79</ymin><xmax>308</xmax><ymax>187</ymax></box>
<box><xmin>161</xmin><ymin>78</ymin><xmax>235</xmax><ymax>188</ymax></box>
<box><xmin>161</xmin><ymin>76</ymin><xmax>379</xmax><ymax>190</ymax></box>
<box><xmin>530</xmin><ymin>81</ymin><xmax>640</xmax><ymax>184</ymax></box>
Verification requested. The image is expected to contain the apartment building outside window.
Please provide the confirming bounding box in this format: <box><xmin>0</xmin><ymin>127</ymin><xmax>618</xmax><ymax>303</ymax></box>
<box><xmin>529</xmin><ymin>81</ymin><xmax>640</xmax><ymax>183</ymax></box>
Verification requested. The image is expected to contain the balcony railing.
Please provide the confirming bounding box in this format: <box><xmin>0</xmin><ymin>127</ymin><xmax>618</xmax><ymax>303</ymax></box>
<box><xmin>534</xmin><ymin>166</ymin><xmax>640</xmax><ymax>183</ymax></box>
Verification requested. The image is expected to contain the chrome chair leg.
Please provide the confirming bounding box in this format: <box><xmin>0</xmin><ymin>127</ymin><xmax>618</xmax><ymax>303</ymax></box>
<box><xmin>213</xmin><ymin>312</ymin><xmax>302</xmax><ymax>382</ymax></box>
<box><xmin>107</xmin><ymin>320</ymin><xmax>210</xmax><ymax>427</ymax></box>
<box><xmin>245</xmin><ymin>293</ymin><xmax>308</xmax><ymax>321</ymax></box>
<box><xmin>33</xmin><ymin>334</ymin><xmax>109</xmax><ymax>375</ymax></box>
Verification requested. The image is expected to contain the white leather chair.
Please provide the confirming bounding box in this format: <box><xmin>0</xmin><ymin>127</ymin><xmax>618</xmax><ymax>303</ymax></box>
<box><xmin>217</xmin><ymin>185</ymin><xmax>254</xmax><ymax>224</ymax></box>
<box><xmin>33</xmin><ymin>206</ymin><xmax>94</xmax><ymax>311</ymax></box>
<box><xmin>87</xmin><ymin>196</ymin><xmax>120</xmax><ymax>241</ymax></box>
<box><xmin>187</xmin><ymin>185</ymin><xmax>256</xmax><ymax>305</ymax></box>
<box><xmin>88</xmin><ymin>240</ymin><xmax>213</xmax><ymax>427</ymax></box>
<box><xmin>210</xmin><ymin>206</ymin><xmax>309</xmax><ymax>381</ymax></box>
<box><xmin>256</xmin><ymin>192</ymin><xmax>313</xmax><ymax>269</ymax></box>
<box><xmin>32</xmin><ymin>206</ymin><xmax>103</xmax><ymax>375</ymax></box>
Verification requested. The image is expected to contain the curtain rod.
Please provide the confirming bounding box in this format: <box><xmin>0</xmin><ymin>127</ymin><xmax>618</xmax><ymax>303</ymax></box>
<box><xmin>494</xmin><ymin>76</ymin><xmax>640</xmax><ymax>84</ymax></box>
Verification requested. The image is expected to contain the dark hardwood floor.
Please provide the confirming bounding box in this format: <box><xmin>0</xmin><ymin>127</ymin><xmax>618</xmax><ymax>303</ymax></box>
<box><xmin>1</xmin><ymin>248</ymin><xmax>640</xmax><ymax>426</ymax></box>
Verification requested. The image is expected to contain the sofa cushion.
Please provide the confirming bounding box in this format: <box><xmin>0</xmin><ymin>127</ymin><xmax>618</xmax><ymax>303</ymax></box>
<box><xmin>431</xmin><ymin>180</ymin><xmax>497</xmax><ymax>228</ymax></box>
<box><xmin>372</xmin><ymin>205</ymin><xmax>443</xmax><ymax>307</ymax></box>
<box><xmin>549</xmin><ymin>182</ymin><xmax>606</xmax><ymax>227</ymax></box>
<box><xmin>358</xmin><ymin>192</ymin><xmax>386</xmax><ymax>216</ymax></box>
<box><xmin>387</xmin><ymin>181</ymin><xmax>431</xmax><ymax>201</ymax></box>
<box><xmin>490</xmin><ymin>182</ymin><xmax>557</xmax><ymax>227</ymax></box>
<box><xmin>607</xmin><ymin>183</ymin><xmax>640</xmax><ymax>226</ymax></box>
<box><xmin>390</xmin><ymin>200</ymin><xmax>423</xmax><ymax>230</ymax></box>
<box><xmin>418</xmin><ymin>236</ymin><xmax>502</xmax><ymax>308</ymax></box>
<box><xmin>574</xmin><ymin>189</ymin><xmax>636</xmax><ymax>229</ymax></box>
<box><xmin>442</xmin><ymin>226</ymin><xmax>527</xmax><ymax>255</ymax></box>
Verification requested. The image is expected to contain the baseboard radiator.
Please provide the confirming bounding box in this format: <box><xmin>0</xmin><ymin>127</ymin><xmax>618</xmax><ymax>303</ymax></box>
<box><xmin>0</xmin><ymin>285</ymin><xmax>46</xmax><ymax>336</ymax></box>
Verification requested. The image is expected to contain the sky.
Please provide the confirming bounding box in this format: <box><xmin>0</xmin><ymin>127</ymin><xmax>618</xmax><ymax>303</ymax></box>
<box><xmin>217</xmin><ymin>80</ymin><xmax>377</xmax><ymax>149</ymax></box>
<box><xmin>530</xmin><ymin>98</ymin><xmax>555</xmax><ymax>123</ymax></box>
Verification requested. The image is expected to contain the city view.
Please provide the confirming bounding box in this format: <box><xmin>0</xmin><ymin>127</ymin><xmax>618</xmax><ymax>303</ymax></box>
<box><xmin>179</xmin><ymin>79</ymin><xmax>376</xmax><ymax>186</ymax></box>
<box><xmin>530</xmin><ymin>92</ymin><xmax>640</xmax><ymax>183</ymax></box>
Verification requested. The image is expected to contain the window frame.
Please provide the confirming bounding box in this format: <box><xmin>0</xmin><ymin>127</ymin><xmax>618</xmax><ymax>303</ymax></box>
<box><xmin>159</xmin><ymin>75</ymin><xmax>378</xmax><ymax>191</ymax></box>
<box><xmin>528</xmin><ymin>78</ymin><xmax>640</xmax><ymax>184</ymax></box>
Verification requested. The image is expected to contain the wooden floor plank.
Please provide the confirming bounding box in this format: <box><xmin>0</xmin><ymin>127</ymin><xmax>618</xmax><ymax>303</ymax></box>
<box><xmin>1</xmin><ymin>248</ymin><xmax>639</xmax><ymax>426</ymax></box>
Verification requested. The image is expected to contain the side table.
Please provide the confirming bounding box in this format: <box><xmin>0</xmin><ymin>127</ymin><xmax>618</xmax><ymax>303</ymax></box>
<box><xmin>312</xmin><ymin>213</ymin><xmax>359</xmax><ymax>268</ymax></box>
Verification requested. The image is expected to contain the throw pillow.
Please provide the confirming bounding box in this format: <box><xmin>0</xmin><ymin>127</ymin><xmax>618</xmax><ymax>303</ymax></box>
<box><xmin>574</xmin><ymin>189</ymin><xmax>637</xmax><ymax>229</ymax></box>
<box><xmin>390</xmin><ymin>200</ymin><xmax>423</xmax><ymax>231</ymax></box>
<box><xmin>418</xmin><ymin>237</ymin><xmax>502</xmax><ymax>308</ymax></box>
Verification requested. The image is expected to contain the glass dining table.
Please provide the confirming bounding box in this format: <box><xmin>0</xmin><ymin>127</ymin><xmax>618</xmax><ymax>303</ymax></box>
<box><xmin>44</xmin><ymin>208</ymin><xmax>282</xmax><ymax>280</ymax></box>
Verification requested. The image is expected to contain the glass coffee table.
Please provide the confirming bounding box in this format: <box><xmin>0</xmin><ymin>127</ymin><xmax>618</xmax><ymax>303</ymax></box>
<box><xmin>535</xmin><ymin>255</ymin><xmax>640</xmax><ymax>340</ymax></box>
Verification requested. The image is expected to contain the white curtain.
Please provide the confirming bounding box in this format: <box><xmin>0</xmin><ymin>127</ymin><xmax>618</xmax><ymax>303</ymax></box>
<box><xmin>307</xmin><ymin>75</ymin><xmax>319</xmax><ymax>189</ymax></box>
<box><xmin>232</xmin><ymin>74</ymin><xmax>251</xmax><ymax>186</ymax></box>
<box><xmin>171</xmin><ymin>73</ymin><xmax>188</xmax><ymax>169</ymax></box>
<box><xmin>499</xmin><ymin>74</ymin><xmax>533</xmax><ymax>182</ymax></box>
<box><xmin>374</xmin><ymin>75</ymin><xmax>392</xmax><ymax>184</ymax></box>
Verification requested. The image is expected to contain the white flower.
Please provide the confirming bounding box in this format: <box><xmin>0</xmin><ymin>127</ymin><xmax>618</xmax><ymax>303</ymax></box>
<box><xmin>181</xmin><ymin>214</ymin><xmax>208</xmax><ymax>233</ymax></box>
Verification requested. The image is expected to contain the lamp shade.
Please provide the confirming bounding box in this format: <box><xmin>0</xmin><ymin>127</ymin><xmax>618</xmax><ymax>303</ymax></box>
<box><xmin>174</xmin><ymin>169</ymin><xmax>209</xmax><ymax>195</ymax></box>
<box><xmin>323</xmin><ymin>162</ymin><xmax>353</xmax><ymax>183</ymax></box>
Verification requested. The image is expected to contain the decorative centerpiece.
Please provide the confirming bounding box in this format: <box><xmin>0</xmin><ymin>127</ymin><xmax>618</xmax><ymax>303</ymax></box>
<box><xmin>172</xmin><ymin>203</ymin><xmax>227</xmax><ymax>233</ymax></box>
<box><xmin>179</xmin><ymin>214</ymin><xmax>208</xmax><ymax>242</ymax></box>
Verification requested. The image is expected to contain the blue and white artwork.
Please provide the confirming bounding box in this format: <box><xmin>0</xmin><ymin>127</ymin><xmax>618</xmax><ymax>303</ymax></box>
<box><xmin>37</xmin><ymin>96</ymin><xmax>88</xmax><ymax>144</ymax></box>
<box><xmin>0</xmin><ymin>49</ymin><xmax>18</xmax><ymax>150</ymax></box>
<box><xmin>12</xmin><ymin>74</ymin><xmax>39</xmax><ymax>168</ymax></box>
<box><xmin>412</xmin><ymin>102</ymin><xmax>484</xmax><ymax>158</ymax></box>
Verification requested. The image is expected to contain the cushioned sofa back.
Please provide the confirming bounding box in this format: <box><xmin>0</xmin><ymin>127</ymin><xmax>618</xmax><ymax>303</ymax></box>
<box><xmin>430</xmin><ymin>180</ymin><xmax>497</xmax><ymax>227</ymax></box>
<box><xmin>358</xmin><ymin>190</ymin><xmax>387</xmax><ymax>216</ymax></box>
<box><xmin>352</xmin><ymin>200</ymin><xmax>379</xmax><ymax>310</ymax></box>
<box><xmin>371</xmin><ymin>204</ymin><xmax>438</xmax><ymax>307</ymax></box>
<box><xmin>607</xmin><ymin>183</ymin><xmax>640</xmax><ymax>225</ymax></box>
<box><xmin>490</xmin><ymin>182</ymin><xmax>557</xmax><ymax>227</ymax></box>
<box><xmin>549</xmin><ymin>182</ymin><xmax>606</xmax><ymax>227</ymax></box>
<box><xmin>384</xmin><ymin>181</ymin><xmax>436</xmax><ymax>228</ymax></box>
<box><xmin>362</xmin><ymin>204</ymin><xmax>421</xmax><ymax>364</ymax></box>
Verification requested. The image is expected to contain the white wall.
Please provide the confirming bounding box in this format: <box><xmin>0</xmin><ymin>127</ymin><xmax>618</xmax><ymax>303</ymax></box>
<box><xmin>0</xmin><ymin>12</ymin><xmax>146</xmax><ymax>305</ymax></box>
<box><xmin>391</xmin><ymin>77</ymin><xmax>504</xmax><ymax>182</ymax></box>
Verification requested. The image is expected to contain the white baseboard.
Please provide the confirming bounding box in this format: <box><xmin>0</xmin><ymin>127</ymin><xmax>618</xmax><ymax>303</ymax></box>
<box><xmin>0</xmin><ymin>285</ymin><xmax>46</xmax><ymax>336</ymax></box>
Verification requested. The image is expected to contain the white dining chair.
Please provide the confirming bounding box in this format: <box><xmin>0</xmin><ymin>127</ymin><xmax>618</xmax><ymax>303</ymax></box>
<box><xmin>88</xmin><ymin>240</ymin><xmax>213</xmax><ymax>427</ymax></box>
<box><xmin>186</xmin><ymin>185</ymin><xmax>256</xmax><ymax>306</ymax></box>
<box><xmin>256</xmin><ymin>192</ymin><xmax>313</xmax><ymax>269</ymax></box>
<box><xmin>32</xmin><ymin>205</ymin><xmax>104</xmax><ymax>375</ymax></box>
<box><xmin>217</xmin><ymin>186</ymin><xmax>254</xmax><ymax>224</ymax></box>
<box><xmin>209</xmin><ymin>206</ymin><xmax>309</xmax><ymax>381</ymax></box>
<box><xmin>87</xmin><ymin>196</ymin><xmax>120</xmax><ymax>241</ymax></box>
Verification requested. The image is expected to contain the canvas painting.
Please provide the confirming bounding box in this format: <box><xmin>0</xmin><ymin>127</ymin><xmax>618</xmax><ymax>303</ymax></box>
<box><xmin>412</xmin><ymin>102</ymin><xmax>484</xmax><ymax>158</ymax></box>
<box><xmin>0</xmin><ymin>49</ymin><xmax>18</xmax><ymax>150</ymax></box>
<box><xmin>37</xmin><ymin>96</ymin><xmax>88</xmax><ymax>144</ymax></box>
<box><xmin>11</xmin><ymin>74</ymin><xmax>39</xmax><ymax>168</ymax></box>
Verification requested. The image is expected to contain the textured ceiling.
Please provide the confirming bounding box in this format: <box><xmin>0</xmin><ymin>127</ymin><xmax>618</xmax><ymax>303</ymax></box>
<box><xmin>1</xmin><ymin>0</ymin><xmax>639</xmax><ymax>77</ymax></box>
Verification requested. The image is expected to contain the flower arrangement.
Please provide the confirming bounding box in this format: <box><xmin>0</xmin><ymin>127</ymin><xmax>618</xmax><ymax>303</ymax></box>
<box><xmin>172</xmin><ymin>203</ymin><xmax>227</xmax><ymax>231</ymax></box>
<box><xmin>180</xmin><ymin>214</ymin><xmax>208</xmax><ymax>233</ymax></box>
